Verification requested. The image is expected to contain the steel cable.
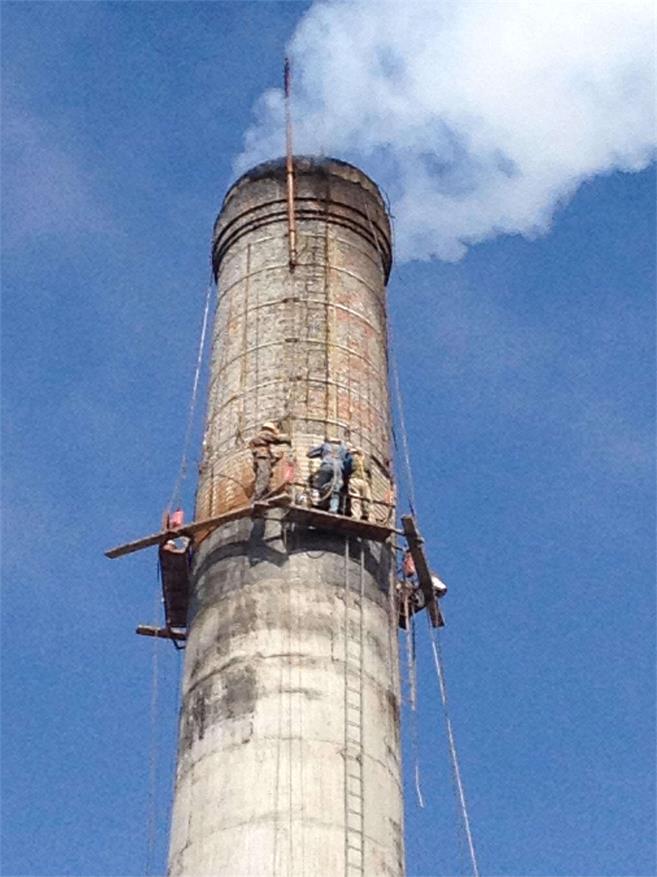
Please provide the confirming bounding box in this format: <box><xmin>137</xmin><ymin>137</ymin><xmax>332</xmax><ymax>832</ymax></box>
<box><xmin>145</xmin><ymin>565</ymin><xmax>162</xmax><ymax>875</ymax></box>
<box><xmin>166</xmin><ymin>279</ymin><xmax>214</xmax><ymax>513</ymax></box>
<box><xmin>428</xmin><ymin>621</ymin><xmax>480</xmax><ymax>877</ymax></box>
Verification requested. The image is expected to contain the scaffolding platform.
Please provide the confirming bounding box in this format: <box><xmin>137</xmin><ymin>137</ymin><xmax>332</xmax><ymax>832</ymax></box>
<box><xmin>105</xmin><ymin>497</ymin><xmax>396</xmax><ymax>560</ymax></box>
<box><xmin>104</xmin><ymin>503</ymin><xmax>255</xmax><ymax>559</ymax></box>
<box><xmin>107</xmin><ymin>496</ymin><xmax>397</xmax><ymax>642</ymax></box>
<box><xmin>159</xmin><ymin>540</ymin><xmax>191</xmax><ymax>630</ymax></box>
<box><xmin>401</xmin><ymin>514</ymin><xmax>444</xmax><ymax>628</ymax></box>
<box><xmin>265</xmin><ymin>496</ymin><xmax>395</xmax><ymax>542</ymax></box>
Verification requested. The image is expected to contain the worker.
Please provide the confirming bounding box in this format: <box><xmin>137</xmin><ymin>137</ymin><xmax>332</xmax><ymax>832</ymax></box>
<box><xmin>402</xmin><ymin>549</ymin><xmax>417</xmax><ymax>583</ymax></box>
<box><xmin>248</xmin><ymin>421</ymin><xmax>290</xmax><ymax>501</ymax></box>
<box><xmin>431</xmin><ymin>572</ymin><xmax>448</xmax><ymax>599</ymax></box>
<box><xmin>307</xmin><ymin>437</ymin><xmax>349</xmax><ymax>514</ymax></box>
<box><xmin>347</xmin><ymin>447</ymin><xmax>371</xmax><ymax>520</ymax></box>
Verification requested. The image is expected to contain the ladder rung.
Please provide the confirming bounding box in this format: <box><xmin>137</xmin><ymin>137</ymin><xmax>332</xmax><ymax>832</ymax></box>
<box><xmin>347</xmin><ymin>772</ymin><xmax>362</xmax><ymax>781</ymax></box>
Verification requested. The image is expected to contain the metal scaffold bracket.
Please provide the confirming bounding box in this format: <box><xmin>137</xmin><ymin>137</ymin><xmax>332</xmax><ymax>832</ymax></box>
<box><xmin>106</xmin><ymin>495</ymin><xmax>399</xmax><ymax>644</ymax></box>
<box><xmin>105</xmin><ymin>498</ymin><xmax>398</xmax><ymax>560</ymax></box>
<box><xmin>136</xmin><ymin>625</ymin><xmax>187</xmax><ymax>642</ymax></box>
<box><xmin>401</xmin><ymin>514</ymin><xmax>444</xmax><ymax>628</ymax></box>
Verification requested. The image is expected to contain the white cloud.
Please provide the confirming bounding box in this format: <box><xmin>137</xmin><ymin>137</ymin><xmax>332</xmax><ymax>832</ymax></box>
<box><xmin>2</xmin><ymin>101</ymin><xmax>113</xmax><ymax>250</ymax></box>
<box><xmin>238</xmin><ymin>0</ymin><xmax>656</xmax><ymax>261</ymax></box>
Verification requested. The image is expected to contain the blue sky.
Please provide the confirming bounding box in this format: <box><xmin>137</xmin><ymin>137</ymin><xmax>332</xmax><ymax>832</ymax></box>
<box><xmin>2</xmin><ymin>3</ymin><xmax>655</xmax><ymax>876</ymax></box>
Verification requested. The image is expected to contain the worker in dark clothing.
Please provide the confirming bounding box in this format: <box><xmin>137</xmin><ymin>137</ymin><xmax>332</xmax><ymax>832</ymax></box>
<box><xmin>307</xmin><ymin>437</ymin><xmax>349</xmax><ymax>513</ymax></box>
<box><xmin>249</xmin><ymin>421</ymin><xmax>290</xmax><ymax>500</ymax></box>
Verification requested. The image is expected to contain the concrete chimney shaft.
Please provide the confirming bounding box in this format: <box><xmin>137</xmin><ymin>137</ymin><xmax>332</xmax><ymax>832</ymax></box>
<box><xmin>167</xmin><ymin>158</ymin><xmax>404</xmax><ymax>876</ymax></box>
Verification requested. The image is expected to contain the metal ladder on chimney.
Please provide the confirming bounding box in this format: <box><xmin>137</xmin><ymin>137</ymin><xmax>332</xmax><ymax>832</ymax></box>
<box><xmin>343</xmin><ymin>538</ymin><xmax>365</xmax><ymax>876</ymax></box>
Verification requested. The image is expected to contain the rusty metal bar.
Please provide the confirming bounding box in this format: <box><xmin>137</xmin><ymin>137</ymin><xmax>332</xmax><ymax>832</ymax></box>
<box><xmin>136</xmin><ymin>625</ymin><xmax>187</xmax><ymax>642</ymax></box>
<box><xmin>284</xmin><ymin>57</ymin><xmax>297</xmax><ymax>270</ymax></box>
<box><xmin>214</xmin><ymin>209</ymin><xmax>391</xmax><ymax>279</ymax></box>
<box><xmin>213</xmin><ymin>200</ymin><xmax>392</xmax><ymax>276</ymax></box>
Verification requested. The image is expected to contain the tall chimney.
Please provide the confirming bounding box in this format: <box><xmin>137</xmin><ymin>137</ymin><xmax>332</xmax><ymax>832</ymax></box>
<box><xmin>167</xmin><ymin>157</ymin><xmax>404</xmax><ymax>876</ymax></box>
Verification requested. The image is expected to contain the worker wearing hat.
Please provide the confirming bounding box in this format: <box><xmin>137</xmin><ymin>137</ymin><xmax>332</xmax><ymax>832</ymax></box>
<box><xmin>249</xmin><ymin>421</ymin><xmax>290</xmax><ymax>500</ymax></box>
<box><xmin>347</xmin><ymin>446</ymin><xmax>371</xmax><ymax>520</ymax></box>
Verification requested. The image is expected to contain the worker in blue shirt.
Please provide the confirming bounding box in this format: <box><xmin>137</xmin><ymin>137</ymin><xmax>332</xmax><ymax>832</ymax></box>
<box><xmin>308</xmin><ymin>437</ymin><xmax>349</xmax><ymax>513</ymax></box>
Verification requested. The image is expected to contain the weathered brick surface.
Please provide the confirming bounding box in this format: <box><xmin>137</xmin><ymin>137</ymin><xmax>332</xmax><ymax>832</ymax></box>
<box><xmin>196</xmin><ymin>157</ymin><xmax>394</xmax><ymax>519</ymax></box>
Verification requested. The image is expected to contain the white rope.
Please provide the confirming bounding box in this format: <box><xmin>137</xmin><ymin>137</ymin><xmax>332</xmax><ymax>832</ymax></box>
<box><xmin>145</xmin><ymin>574</ymin><xmax>162</xmax><ymax>875</ymax></box>
<box><xmin>167</xmin><ymin>279</ymin><xmax>213</xmax><ymax>512</ymax></box>
<box><xmin>403</xmin><ymin>598</ymin><xmax>425</xmax><ymax>809</ymax></box>
<box><xmin>359</xmin><ymin>190</ymin><xmax>417</xmax><ymax>517</ymax></box>
<box><xmin>429</xmin><ymin>625</ymin><xmax>480</xmax><ymax>877</ymax></box>
<box><xmin>389</xmin><ymin>338</ymin><xmax>418</xmax><ymax>517</ymax></box>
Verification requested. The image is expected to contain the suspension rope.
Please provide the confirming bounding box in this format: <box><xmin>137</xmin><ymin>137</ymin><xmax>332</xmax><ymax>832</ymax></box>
<box><xmin>403</xmin><ymin>597</ymin><xmax>424</xmax><ymax>809</ymax></box>
<box><xmin>411</xmin><ymin>612</ymin><xmax>425</xmax><ymax>809</ymax></box>
<box><xmin>389</xmin><ymin>338</ymin><xmax>418</xmax><ymax>517</ymax></box>
<box><xmin>363</xmin><ymin>189</ymin><xmax>477</xmax><ymax>870</ymax></box>
<box><xmin>145</xmin><ymin>565</ymin><xmax>162</xmax><ymax>875</ymax></box>
<box><xmin>428</xmin><ymin>622</ymin><xmax>480</xmax><ymax>877</ymax></box>
<box><xmin>166</xmin><ymin>278</ymin><xmax>214</xmax><ymax>513</ymax></box>
<box><xmin>359</xmin><ymin>190</ymin><xmax>417</xmax><ymax>516</ymax></box>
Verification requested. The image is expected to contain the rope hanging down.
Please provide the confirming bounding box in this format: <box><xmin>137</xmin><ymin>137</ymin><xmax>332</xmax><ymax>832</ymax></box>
<box><xmin>389</xmin><ymin>339</ymin><xmax>418</xmax><ymax>517</ymax></box>
<box><xmin>166</xmin><ymin>280</ymin><xmax>214</xmax><ymax>512</ymax></box>
<box><xmin>428</xmin><ymin>622</ymin><xmax>480</xmax><ymax>877</ymax></box>
<box><xmin>145</xmin><ymin>568</ymin><xmax>162</xmax><ymax>875</ymax></box>
<box><xmin>362</xmin><ymin>191</ymin><xmax>418</xmax><ymax>519</ymax></box>
<box><xmin>403</xmin><ymin>599</ymin><xmax>425</xmax><ymax>809</ymax></box>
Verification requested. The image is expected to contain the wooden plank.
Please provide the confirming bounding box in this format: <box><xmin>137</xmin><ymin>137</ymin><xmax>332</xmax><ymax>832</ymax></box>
<box><xmin>105</xmin><ymin>504</ymin><xmax>255</xmax><ymax>559</ymax></box>
<box><xmin>136</xmin><ymin>625</ymin><xmax>187</xmax><ymax>642</ymax></box>
<box><xmin>401</xmin><ymin>514</ymin><xmax>444</xmax><ymax>628</ymax></box>
<box><xmin>283</xmin><ymin>503</ymin><xmax>395</xmax><ymax>542</ymax></box>
<box><xmin>105</xmin><ymin>530</ymin><xmax>168</xmax><ymax>560</ymax></box>
<box><xmin>106</xmin><ymin>495</ymin><xmax>396</xmax><ymax>560</ymax></box>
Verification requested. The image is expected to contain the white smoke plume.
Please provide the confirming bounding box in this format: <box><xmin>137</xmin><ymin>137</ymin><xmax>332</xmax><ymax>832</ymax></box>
<box><xmin>238</xmin><ymin>0</ymin><xmax>656</xmax><ymax>261</ymax></box>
